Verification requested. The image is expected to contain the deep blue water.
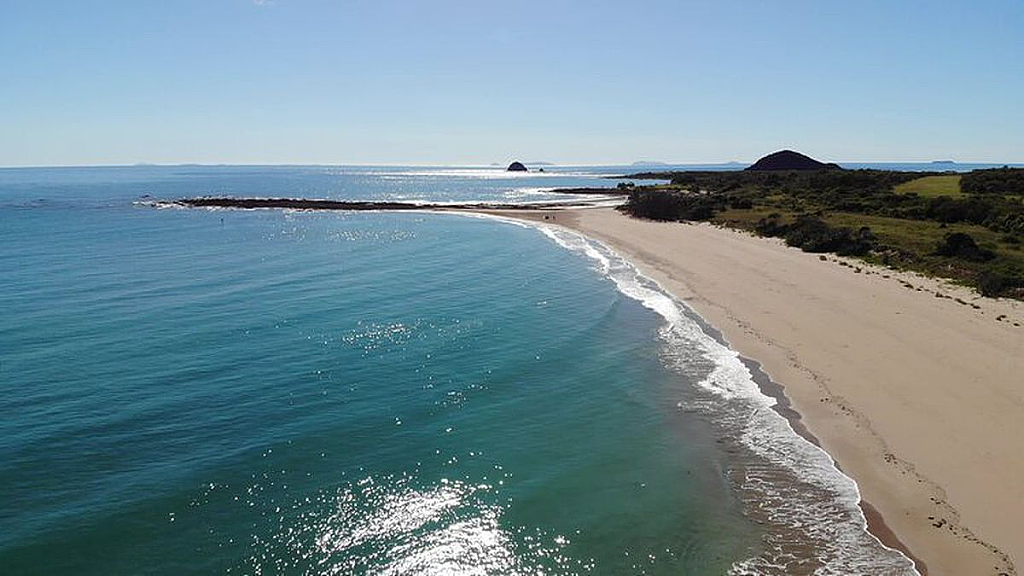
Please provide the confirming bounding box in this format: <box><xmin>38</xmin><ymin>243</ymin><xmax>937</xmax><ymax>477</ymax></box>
<box><xmin>0</xmin><ymin>166</ymin><xmax>919</xmax><ymax>574</ymax></box>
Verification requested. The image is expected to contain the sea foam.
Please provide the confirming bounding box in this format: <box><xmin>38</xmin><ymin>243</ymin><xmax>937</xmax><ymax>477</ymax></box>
<box><xmin>532</xmin><ymin>223</ymin><xmax>919</xmax><ymax>575</ymax></box>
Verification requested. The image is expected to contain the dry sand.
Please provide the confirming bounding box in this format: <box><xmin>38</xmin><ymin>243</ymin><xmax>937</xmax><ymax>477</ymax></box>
<box><xmin>486</xmin><ymin>207</ymin><xmax>1024</xmax><ymax>576</ymax></box>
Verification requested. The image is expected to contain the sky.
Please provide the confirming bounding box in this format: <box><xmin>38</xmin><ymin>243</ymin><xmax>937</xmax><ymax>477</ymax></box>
<box><xmin>1</xmin><ymin>0</ymin><xmax>1022</xmax><ymax>166</ymax></box>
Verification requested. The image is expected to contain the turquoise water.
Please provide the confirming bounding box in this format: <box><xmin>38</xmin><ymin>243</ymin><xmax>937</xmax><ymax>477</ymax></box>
<box><xmin>0</xmin><ymin>166</ymin><xmax>917</xmax><ymax>574</ymax></box>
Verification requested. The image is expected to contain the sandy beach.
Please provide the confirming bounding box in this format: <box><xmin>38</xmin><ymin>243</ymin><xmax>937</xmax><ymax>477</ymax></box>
<box><xmin>490</xmin><ymin>207</ymin><xmax>1023</xmax><ymax>575</ymax></box>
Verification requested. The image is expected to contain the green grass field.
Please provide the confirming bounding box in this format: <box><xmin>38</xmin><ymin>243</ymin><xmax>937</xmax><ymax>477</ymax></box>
<box><xmin>894</xmin><ymin>174</ymin><xmax>962</xmax><ymax>197</ymax></box>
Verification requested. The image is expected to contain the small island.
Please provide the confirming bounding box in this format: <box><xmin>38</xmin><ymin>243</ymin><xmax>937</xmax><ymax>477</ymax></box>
<box><xmin>507</xmin><ymin>161</ymin><xmax>528</xmax><ymax>172</ymax></box>
<box><xmin>745</xmin><ymin>149</ymin><xmax>841</xmax><ymax>171</ymax></box>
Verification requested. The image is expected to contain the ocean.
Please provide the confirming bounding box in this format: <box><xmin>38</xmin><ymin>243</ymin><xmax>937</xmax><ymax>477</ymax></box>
<box><xmin>0</xmin><ymin>165</ymin><xmax>919</xmax><ymax>574</ymax></box>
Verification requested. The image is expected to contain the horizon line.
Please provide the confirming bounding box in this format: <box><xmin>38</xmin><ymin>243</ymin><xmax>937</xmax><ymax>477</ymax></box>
<box><xmin>2</xmin><ymin>159</ymin><xmax>1023</xmax><ymax>170</ymax></box>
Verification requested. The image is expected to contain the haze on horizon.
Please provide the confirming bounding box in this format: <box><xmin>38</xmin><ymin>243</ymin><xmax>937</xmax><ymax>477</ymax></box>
<box><xmin>2</xmin><ymin>0</ymin><xmax>1022</xmax><ymax>167</ymax></box>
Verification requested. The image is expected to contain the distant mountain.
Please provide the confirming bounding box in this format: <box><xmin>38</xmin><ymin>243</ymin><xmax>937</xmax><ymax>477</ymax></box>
<box><xmin>631</xmin><ymin>160</ymin><xmax>669</xmax><ymax>166</ymax></box>
<box><xmin>524</xmin><ymin>161</ymin><xmax>555</xmax><ymax>166</ymax></box>
<box><xmin>746</xmin><ymin>150</ymin><xmax>840</xmax><ymax>171</ymax></box>
<box><xmin>931</xmin><ymin>160</ymin><xmax>956</xmax><ymax>165</ymax></box>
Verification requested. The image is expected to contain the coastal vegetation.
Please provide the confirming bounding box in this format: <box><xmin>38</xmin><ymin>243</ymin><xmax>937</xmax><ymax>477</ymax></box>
<box><xmin>961</xmin><ymin>167</ymin><xmax>1024</xmax><ymax>195</ymax></box>
<box><xmin>620</xmin><ymin>161</ymin><xmax>1024</xmax><ymax>299</ymax></box>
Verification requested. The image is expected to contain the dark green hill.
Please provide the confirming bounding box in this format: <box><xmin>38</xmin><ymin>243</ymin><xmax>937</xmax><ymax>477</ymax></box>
<box><xmin>746</xmin><ymin>150</ymin><xmax>840</xmax><ymax>171</ymax></box>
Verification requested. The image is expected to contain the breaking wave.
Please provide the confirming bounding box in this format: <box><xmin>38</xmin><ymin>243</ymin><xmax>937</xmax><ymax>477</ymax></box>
<box><xmin>533</xmin><ymin>224</ymin><xmax>918</xmax><ymax>575</ymax></box>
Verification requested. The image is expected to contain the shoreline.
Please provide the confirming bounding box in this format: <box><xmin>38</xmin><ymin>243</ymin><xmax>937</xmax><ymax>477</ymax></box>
<box><xmin>489</xmin><ymin>207</ymin><xmax>1020</xmax><ymax>575</ymax></box>
<box><xmin>530</xmin><ymin>210</ymin><xmax>924</xmax><ymax>571</ymax></box>
<box><xmin>482</xmin><ymin>206</ymin><xmax>923</xmax><ymax>570</ymax></box>
<box><xmin>673</xmin><ymin>264</ymin><xmax>928</xmax><ymax>570</ymax></box>
<box><xmin>159</xmin><ymin>199</ymin><xmax>1022</xmax><ymax>572</ymax></box>
<box><xmin>741</xmin><ymin>355</ymin><xmax>927</xmax><ymax>573</ymax></box>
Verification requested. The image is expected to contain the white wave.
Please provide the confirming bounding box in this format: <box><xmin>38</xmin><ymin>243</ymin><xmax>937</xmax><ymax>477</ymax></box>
<box><xmin>531</xmin><ymin>224</ymin><xmax>919</xmax><ymax>575</ymax></box>
<box><xmin>501</xmin><ymin>186</ymin><xmax>556</xmax><ymax>198</ymax></box>
<box><xmin>440</xmin><ymin>211</ymin><xmax>536</xmax><ymax>229</ymax></box>
<box><xmin>133</xmin><ymin>200</ymin><xmax>187</xmax><ymax>210</ymax></box>
<box><xmin>499</xmin><ymin>186</ymin><xmax>619</xmax><ymax>202</ymax></box>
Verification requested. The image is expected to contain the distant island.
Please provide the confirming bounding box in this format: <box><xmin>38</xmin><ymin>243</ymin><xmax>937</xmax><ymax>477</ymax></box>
<box><xmin>745</xmin><ymin>150</ymin><xmax>841</xmax><ymax>171</ymax></box>
<box><xmin>507</xmin><ymin>161</ymin><xmax>528</xmax><ymax>172</ymax></box>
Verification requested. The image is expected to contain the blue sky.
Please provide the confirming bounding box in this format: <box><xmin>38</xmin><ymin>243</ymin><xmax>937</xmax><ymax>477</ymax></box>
<box><xmin>2</xmin><ymin>1</ymin><xmax>1022</xmax><ymax>166</ymax></box>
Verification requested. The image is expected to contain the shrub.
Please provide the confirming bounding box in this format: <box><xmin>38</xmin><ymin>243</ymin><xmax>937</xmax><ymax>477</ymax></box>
<box><xmin>979</xmin><ymin>272</ymin><xmax>1008</xmax><ymax>297</ymax></box>
<box><xmin>961</xmin><ymin>167</ymin><xmax>1024</xmax><ymax>195</ymax></box>
<box><xmin>926</xmin><ymin>196</ymin><xmax>994</xmax><ymax>224</ymax></box>
<box><xmin>934</xmin><ymin>233</ymin><xmax>995</xmax><ymax>262</ymax></box>
<box><xmin>623</xmin><ymin>191</ymin><xmax>679</xmax><ymax>221</ymax></box>
<box><xmin>677</xmin><ymin>198</ymin><xmax>717</xmax><ymax>221</ymax></box>
<box><xmin>729</xmin><ymin>196</ymin><xmax>753</xmax><ymax>209</ymax></box>
<box><xmin>977</xmin><ymin>264</ymin><xmax>1024</xmax><ymax>297</ymax></box>
<box><xmin>782</xmin><ymin>215</ymin><xmax>876</xmax><ymax>255</ymax></box>
<box><xmin>621</xmin><ymin>190</ymin><xmax>719</xmax><ymax>222</ymax></box>
<box><xmin>755</xmin><ymin>214</ymin><xmax>788</xmax><ymax>237</ymax></box>
<box><xmin>784</xmin><ymin>216</ymin><xmax>832</xmax><ymax>250</ymax></box>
